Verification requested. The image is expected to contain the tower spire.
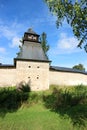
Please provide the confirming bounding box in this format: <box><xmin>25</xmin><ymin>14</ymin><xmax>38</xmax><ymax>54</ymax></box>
<box><xmin>23</xmin><ymin>28</ymin><xmax>40</xmax><ymax>43</ymax></box>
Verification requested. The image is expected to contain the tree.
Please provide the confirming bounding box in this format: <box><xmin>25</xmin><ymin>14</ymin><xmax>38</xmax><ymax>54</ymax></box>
<box><xmin>44</xmin><ymin>0</ymin><xmax>87</xmax><ymax>52</ymax></box>
<box><xmin>16</xmin><ymin>45</ymin><xmax>22</xmax><ymax>57</ymax></box>
<box><xmin>40</xmin><ymin>32</ymin><xmax>50</xmax><ymax>59</ymax></box>
<box><xmin>16</xmin><ymin>37</ymin><xmax>23</xmax><ymax>57</ymax></box>
<box><xmin>72</xmin><ymin>64</ymin><xmax>85</xmax><ymax>71</ymax></box>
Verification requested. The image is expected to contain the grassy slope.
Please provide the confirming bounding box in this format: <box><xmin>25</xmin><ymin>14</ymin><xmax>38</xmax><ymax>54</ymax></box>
<box><xmin>0</xmin><ymin>104</ymin><xmax>86</xmax><ymax>130</ymax></box>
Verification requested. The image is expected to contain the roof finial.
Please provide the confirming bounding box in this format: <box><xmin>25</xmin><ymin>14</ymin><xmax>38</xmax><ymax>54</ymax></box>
<box><xmin>27</xmin><ymin>27</ymin><xmax>36</xmax><ymax>34</ymax></box>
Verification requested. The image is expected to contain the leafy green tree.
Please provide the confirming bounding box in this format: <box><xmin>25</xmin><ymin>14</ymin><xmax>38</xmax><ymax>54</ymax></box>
<box><xmin>44</xmin><ymin>0</ymin><xmax>87</xmax><ymax>52</ymax></box>
<box><xmin>40</xmin><ymin>32</ymin><xmax>50</xmax><ymax>59</ymax></box>
<box><xmin>16</xmin><ymin>37</ymin><xmax>24</xmax><ymax>57</ymax></box>
<box><xmin>16</xmin><ymin>45</ymin><xmax>22</xmax><ymax>57</ymax></box>
<box><xmin>72</xmin><ymin>64</ymin><xmax>85</xmax><ymax>71</ymax></box>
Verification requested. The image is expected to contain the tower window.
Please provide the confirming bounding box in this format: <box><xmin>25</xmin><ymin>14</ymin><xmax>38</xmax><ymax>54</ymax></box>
<box><xmin>29</xmin><ymin>66</ymin><xmax>31</xmax><ymax>68</ymax></box>
<box><xmin>37</xmin><ymin>66</ymin><xmax>40</xmax><ymax>68</ymax></box>
<box><xmin>37</xmin><ymin>77</ymin><xmax>39</xmax><ymax>79</ymax></box>
<box><xmin>37</xmin><ymin>75</ymin><xmax>39</xmax><ymax>79</ymax></box>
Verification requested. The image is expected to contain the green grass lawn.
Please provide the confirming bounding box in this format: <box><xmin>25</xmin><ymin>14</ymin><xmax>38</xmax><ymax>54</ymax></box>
<box><xmin>0</xmin><ymin>85</ymin><xmax>87</xmax><ymax>130</ymax></box>
<box><xmin>0</xmin><ymin>103</ymin><xmax>87</xmax><ymax>130</ymax></box>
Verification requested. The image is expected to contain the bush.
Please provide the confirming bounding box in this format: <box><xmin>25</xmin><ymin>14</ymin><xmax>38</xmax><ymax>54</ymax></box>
<box><xmin>16</xmin><ymin>81</ymin><xmax>31</xmax><ymax>92</ymax></box>
<box><xmin>43</xmin><ymin>85</ymin><xmax>87</xmax><ymax>110</ymax></box>
<box><xmin>0</xmin><ymin>87</ymin><xmax>29</xmax><ymax>110</ymax></box>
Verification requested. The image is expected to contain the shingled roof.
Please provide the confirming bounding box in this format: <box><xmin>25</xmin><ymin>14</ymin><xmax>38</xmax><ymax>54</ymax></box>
<box><xmin>27</xmin><ymin>28</ymin><xmax>39</xmax><ymax>35</ymax></box>
<box><xmin>50</xmin><ymin>66</ymin><xmax>87</xmax><ymax>75</ymax></box>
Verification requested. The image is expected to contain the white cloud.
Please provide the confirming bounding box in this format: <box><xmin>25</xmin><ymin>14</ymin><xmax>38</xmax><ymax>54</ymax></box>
<box><xmin>10</xmin><ymin>37</ymin><xmax>21</xmax><ymax>48</ymax></box>
<box><xmin>49</xmin><ymin>33</ymin><xmax>81</xmax><ymax>55</ymax></box>
<box><xmin>58</xmin><ymin>33</ymin><xmax>78</xmax><ymax>50</ymax></box>
<box><xmin>0</xmin><ymin>21</ymin><xmax>23</xmax><ymax>48</ymax></box>
<box><xmin>0</xmin><ymin>26</ymin><xmax>17</xmax><ymax>39</ymax></box>
<box><xmin>0</xmin><ymin>47</ymin><xmax>6</xmax><ymax>53</ymax></box>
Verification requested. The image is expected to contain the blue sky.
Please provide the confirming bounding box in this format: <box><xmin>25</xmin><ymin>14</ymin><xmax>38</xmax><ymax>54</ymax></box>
<box><xmin>0</xmin><ymin>0</ymin><xmax>87</xmax><ymax>70</ymax></box>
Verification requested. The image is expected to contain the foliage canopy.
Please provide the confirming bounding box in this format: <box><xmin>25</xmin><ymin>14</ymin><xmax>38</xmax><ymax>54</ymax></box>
<box><xmin>40</xmin><ymin>32</ymin><xmax>50</xmax><ymax>59</ymax></box>
<box><xmin>72</xmin><ymin>63</ymin><xmax>85</xmax><ymax>71</ymax></box>
<box><xmin>45</xmin><ymin>0</ymin><xmax>87</xmax><ymax>52</ymax></box>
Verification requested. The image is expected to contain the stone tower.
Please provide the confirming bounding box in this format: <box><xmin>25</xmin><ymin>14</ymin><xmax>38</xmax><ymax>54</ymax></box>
<box><xmin>17</xmin><ymin>28</ymin><xmax>48</xmax><ymax>61</ymax></box>
<box><xmin>15</xmin><ymin>28</ymin><xmax>50</xmax><ymax>91</ymax></box>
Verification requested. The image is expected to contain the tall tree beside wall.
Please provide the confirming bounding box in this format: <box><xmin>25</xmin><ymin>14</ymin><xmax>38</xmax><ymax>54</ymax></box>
<box><xmin>72</xmin><ymin>64</ymin><xmax>85</xmax><ymax>71</ymax></box>
<box><xmin>40</xmin><ymin>32</ymin><xmax>50</xmax><ymax>59</ymax></box>
<box><xmin>16</xmin><ymin>37</ymin><xmax>23</xmax><ymax>57</ymax></box>
<box><xmin>44</xmin><ymin>0</ymin><xmax>87</xmax><ymax>52</ymax></box>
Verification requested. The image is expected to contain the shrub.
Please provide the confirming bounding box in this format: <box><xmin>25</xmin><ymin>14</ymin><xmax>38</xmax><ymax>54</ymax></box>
<box><xmin>16</xmin><ymin>81</ymin><xmax>31</xmax><ymax>92</ymax></box>
<box><xmin>43</xmin><ymin>85</ymin><xmax>87</xmax><ymax>110</ymax></box>
<box><xmin>0</xmin><ymin>87</ymin><xmax>29</xmax><ymax>110</ymax></box>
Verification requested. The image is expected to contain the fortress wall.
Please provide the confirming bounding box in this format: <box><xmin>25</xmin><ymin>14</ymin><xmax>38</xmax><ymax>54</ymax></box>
<box><xmin>0</xmin><ymin>68</ymin><xmax>16</xmax><ymax>87</ymax></box>
<box><xmin>16</xmin><ymin>60</ymin><xmax>49</xmax><ymax>91</ymax></box>
<box><xmin>0</xmin><ymin>60</ymin><xmax>87</xmax><ymax>90</ymax></box>
<box><xmin>49</xmin><ymin>70</ymin><xmax>87</xmax><ymax>86</ymax></box>
<box><xmin>0</xmin><ymin>60</ymin><xmax>49</xmax><ymax>90</ymax></box>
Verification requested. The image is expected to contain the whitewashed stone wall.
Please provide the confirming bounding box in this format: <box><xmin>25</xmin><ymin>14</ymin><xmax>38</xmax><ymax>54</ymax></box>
<box><xmin>0</xmin><ymin>68</ymin><xmax>16</xmax><ymax>87</ymax></box>
<box><xmin>0</xmin><ymin>60</ymin><xmax>87</xmax><ymax>91</ymax></box>
<box><xmin>49</xmin><ymin>70</ymin><xmax>87</xmax><ymax>86</ymax></box>
<box><xmin>0</xmin><ymin>60</ymin><xmax>50</xmax><ymax>91</ymax></box>
<box><xmin>16</xmin><ymin>60</ymin><xmax>49</xmax><ymax>91</ymax></box>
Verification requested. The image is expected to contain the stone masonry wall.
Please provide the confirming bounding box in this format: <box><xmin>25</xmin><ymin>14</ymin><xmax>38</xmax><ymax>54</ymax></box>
<box><xmin>16</xmin><ymin>60</ymin><xmax>49</xmax><ymax>91</ymax></box>
<box><xmin>0</xmin><ymin>60</ymin><xmax>50</xmax><ymax>91</ymax></box>
<box><xmin>0</xmin><ymin>68</ymin><xmax>16</xmax><ymax>87</ymax></box>
<box><xmin>49</xmin><ymin>70</ymin><xmax>87</xmax><ymax>86</ymax></box>
<box><xmin>0</xmin><ymin>60</ymin><xmax>87</xmax><ymax>90</ymax></box>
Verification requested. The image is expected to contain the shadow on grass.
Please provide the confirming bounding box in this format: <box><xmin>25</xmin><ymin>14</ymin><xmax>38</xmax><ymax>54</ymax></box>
<box><xmin>0</xmin><ymin>86</ymin><xmax>30</xmax><ymax>118</ymax></box>
<box><xmin>57</xmin><ymin>104</ymin><xmax>87</xmax><ymax>127</ymax></box>
<box><xmin>43</xmin><ymin>86</ymin><xmax>87</xmax><ymax>128</ymax></box>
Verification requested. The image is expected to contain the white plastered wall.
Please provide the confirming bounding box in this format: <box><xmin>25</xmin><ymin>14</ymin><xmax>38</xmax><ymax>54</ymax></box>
<box><xmin>16</xmin><ymin>60</ymin><xmax>49</xmax><ymax>91</ymax></box>
<box><xmin>49</xmin><ymin>70</ymin><xmax>87</xmax><ymax>86</ymax></box>
<box><xmin>0</xmin><ymin>68</ymin><xmax>16</xmax><ymax>87</ymax></box>
<box><xmin>0</xmin><ymin>61</ymin><xmax>87</xmax><ymax>90</ymax></box>
<box><xmin>0</xmin><ymin>60</ymin><xmax>50</xmax><ymax>91</ymax></box>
